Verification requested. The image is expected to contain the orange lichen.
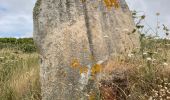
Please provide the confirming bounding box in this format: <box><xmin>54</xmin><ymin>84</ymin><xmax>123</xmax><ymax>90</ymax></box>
<box><xmin>91</xmin><ymin>64</ymin><xmax>102</xmax><ymax>75</ymax></box>
<box><xmin>71</xmin><ymin>58</ymin><xmax>103</xmax><ymax>75</ymax></box>
<box><xmin>104</xmin><ymin>0</ymin><xmax>119</xmax><ymax>9</ymax></box>
<box><xmin>80</xmin><ymin>0</ymin><xmax>119</xmax><ymax>9</ymax></box>
<box><xmin>71</xmin><ymin>59</ymin><xmax>81</xmax><ymax>69</ymax></box>
<box><xmin>79</xmin><ymin>66</ymin><xmax>88</xmax><ymax>74</ymax></box>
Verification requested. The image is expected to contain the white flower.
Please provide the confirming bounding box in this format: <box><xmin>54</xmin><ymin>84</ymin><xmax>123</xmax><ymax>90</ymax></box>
<box><xmin>154</xmin><ymin>52</ymin><xmax>158</xmax><ymax>54</ymax></box>
<box><xmin>0</xmin><ymin>57</ymin><xmax>4</xmax><ymax>59</ymax></box>
<box><xmin>165</xmin><ymin>44</ymin><xmax>170</xmax><ymax>46</ymax></box>
<box><xmin>152</xmin><ymin>58</ymin><xmax>156</xmax><ymax>61</ymax></box>
<box><xmin>163</xmin><ymin>62</ymin><xmax>168</xmax><ymax>66</ymax></box>
<box><xmin>146</xmin><ymin>57</ymin><xmax>152</xmax><ymax>61</ymax></box>
<box><xmin>148</xmin><ymin>97</ymin><xmax>153</xmax><ymax>100</ymax></box>
<box><xmin>164</xmin><ymin>86</ymin><xmax>168</xmax><ymax>90</ymax></box>
<box><xmin>128</xmin><ymin>53</ymin><xmax>134</xmax><ymax>57</ymax></box>
<box><xmin>143</xmin><ymin>52</ymin><xmax>147</xmax><ymax>55</ymax></box>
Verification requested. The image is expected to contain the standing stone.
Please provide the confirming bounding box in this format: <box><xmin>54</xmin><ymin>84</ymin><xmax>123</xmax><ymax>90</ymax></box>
<box><xmin>33</xmin><ymin>0</ymin><xmax>139</xmax><ymax>99</ymax></box>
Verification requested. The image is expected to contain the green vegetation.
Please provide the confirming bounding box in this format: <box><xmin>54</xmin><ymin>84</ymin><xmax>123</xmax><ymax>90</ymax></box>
<box><xmin>127</xmin><ymin>36</ymin><xmax>170</xmax><ymax>100</ymax></box>
<box><xmin>0</xmin><ymin>36</ymin><xmax>169</xmax><ymax>100</ymax></box>
<box><xmin>0</xmin><ymin>38</ymin><xmax>37</xmax><ymax>53</ymax></box>
<box><xmin>126</xmin><ymin>12</ymin><xmax>170</xmax><ymax>100</ymax></box>
<box><xmin>0</xmin><ymin>38</ymin><xmax>40</xmax><ymax>100</ymax></box>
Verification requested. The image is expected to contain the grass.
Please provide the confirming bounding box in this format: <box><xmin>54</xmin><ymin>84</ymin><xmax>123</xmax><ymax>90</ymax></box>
<box><xmin>0</xmin><ymin>49</ymin><xmax>41</xmax><ymax>100</ymax></box>
<box><xmin>0</xmin><ymin>37</ymin><xmax>170</xmax><ymax>100</ymax></box>
<box><xmin>0</xmin><ymin>12</ymin><xmax>170</xmax><ymax>100</ymax></box>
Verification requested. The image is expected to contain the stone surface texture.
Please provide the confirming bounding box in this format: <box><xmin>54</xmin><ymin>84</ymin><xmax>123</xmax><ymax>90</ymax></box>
<box><xmin>33</xmin><ymin>0</ymin><xmax>139</xmax><ymax>99</ymax></box>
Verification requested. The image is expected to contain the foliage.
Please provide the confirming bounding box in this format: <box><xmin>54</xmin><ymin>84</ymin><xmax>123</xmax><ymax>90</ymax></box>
<box><xmin>125</xmin><ymin>11</ymin><xmax>170</xmax><ymax>100</ymax></box>
<box><xmin>0</xmin><ymin>38</ymin><xmax>37</xmax><ymax>53</ymax></box>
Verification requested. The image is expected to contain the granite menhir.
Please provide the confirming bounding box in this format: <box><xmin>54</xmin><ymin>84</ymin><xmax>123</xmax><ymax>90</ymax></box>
<box><xmin>33</xmin><ymin>0</ymin><xmax>139</xmax><ymax>99</ymax></box>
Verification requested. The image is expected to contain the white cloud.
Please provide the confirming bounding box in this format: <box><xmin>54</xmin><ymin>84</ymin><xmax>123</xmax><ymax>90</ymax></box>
<box><xmin>0</xmin><ymin>0</ymin><xmax>36</xmax><ymax>38</ymax></box>
<box><xmin>0</xmin><ymin>0</ymin><xmax>169</xmax><ymax>37</ymax></box>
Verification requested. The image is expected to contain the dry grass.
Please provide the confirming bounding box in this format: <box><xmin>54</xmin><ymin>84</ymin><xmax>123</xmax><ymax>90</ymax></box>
<box><xmin>0</xmin><ymin>49</ymin><xmax>41</xmax><ymax>100</ymax></box>
<box><xmin>0</xmin><ymin>38</ymin><xmax>170</xmax><ymax>100</ymax></box>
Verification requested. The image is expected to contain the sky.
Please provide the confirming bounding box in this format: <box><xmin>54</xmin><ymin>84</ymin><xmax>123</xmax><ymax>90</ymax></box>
<box><xmin>0</xmin><ymin>0</ymin><xmax>169</xmax><ymax>38</ymax></box>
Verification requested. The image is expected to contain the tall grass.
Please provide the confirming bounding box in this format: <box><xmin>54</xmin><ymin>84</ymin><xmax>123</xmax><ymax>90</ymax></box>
<box><xmin>0</xmin><ymin>49</ymin><xmax>41</xmax><ymax>100</ymax></box>
<box><xmin>0</xmin><ymin>12</ymin><xmax>170</xmax><ymax>100</ymax></box>
<box><xmin>125</xmin><ymin>11</ymin><xmax>170</xmax><ymax>100</ymax></box>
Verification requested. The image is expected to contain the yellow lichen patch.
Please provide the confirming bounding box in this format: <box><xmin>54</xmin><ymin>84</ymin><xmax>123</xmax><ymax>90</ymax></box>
<box><xmin>91</xmin><ymin>64</ymin><xmax>102</xmax><ymax>75</ymax></box>
<box><xmin>71</xmin><ymin>59</ymin><xmax>81</xmax><ymax>69</ymax></box>
<box><xmin>79</xmin><ymin>66</ymin><xmax>88</xmax><ymax>74</ymax></box>
<box><xmin>71</xmin><ymin>58</ymin><xmax>103</xmax><ymax>75</ymax></box>
<box><xmin>104</xmin><ymin>0</ymin><xmax>119</xmax><ymax>9</ymax></box>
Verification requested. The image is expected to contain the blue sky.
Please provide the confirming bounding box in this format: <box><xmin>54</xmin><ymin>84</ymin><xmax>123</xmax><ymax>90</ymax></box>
<box><xmin>0</xmin><ymin>0</ymin><xmax>169</xmax><ymax>38</ymax></box>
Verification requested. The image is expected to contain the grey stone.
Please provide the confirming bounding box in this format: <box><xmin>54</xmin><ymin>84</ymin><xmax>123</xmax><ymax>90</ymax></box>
<box><xmin>33</xmin><ymin>0</ymin><xmax>140</xmax><ymax>99</ymax></box>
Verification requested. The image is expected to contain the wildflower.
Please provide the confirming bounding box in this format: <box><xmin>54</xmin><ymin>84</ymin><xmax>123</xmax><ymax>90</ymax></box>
<box><xmin>168</xmin><ymin>83</ymin><xmax>170</xmax><ymax>86</ymax></box>
<box><xmin>154</xmin><ymin>52</ymin><xmax>158</xmax><ymax>54</ymax></box>
<box><xmin>156</xmin><ymin>12</ymin><xmax>160</xmax><ymax>16</ymax></box>
<box><xmin>143</xmin><ymin>52</ymin><xmax>147</xmax><ymax>55</ymax></box>
<box><xmin>152</xmin><ymin>58</ymin><xmax>156</xmax><ymax>61</ymax></box>
<box><xmin>0</xmin><ymin>57</ymin><xmax>4</xmax><ymax>59</ymax></box>
<box><xmin>154</xmin><ymin>92</ymin><xmax>158</xmax><ymax>96</ymax></box>
<box><xmin>128</xmin><ymin>95</ymin><xmax>131</xmax><ymax>97</ymax></box>
<box><xmin>97</xmin><ymin>60</ymin><xmax>104</xmax><ymax>64</ymax></box>
<box><xmin>163</xmin><ymin>62</ymin><xmax>168</xmax><ymax>66</ymax></box>
<box><xmin>85</xmin><ymin>93</ymin><xmax>90</xmax><ymax>97</ymax></box>
<box><xmin>128</xmin><ymin>53</ymin><xmax>134</xmax><ymax>57</ymax></box>
<box><xmin>146</xmin><ymin>57</ymin><xmax>152</xmax><ymax>61</ymax></box>
<box><xmin>167</xmin><ymin>90</ymin><xmax>170</xmax><ymax>94</ymax></box>
<box><xmin>158</xmin><ymin>85</ymin><xmax>163</xmax><ymax>88</ymax></box>
<box><xmin>148</xmin><ymin>97</ymin><xmax>153</xmax><ymax>100</ymax></box>
<box><xmin>164</xmin><ymin>86</ymin><xmax>168</xmax><ymax>90</ymax></box>
<box><xmin>165</xmin><ymin>44</ymin><xmax>170</xmax><ymax>46</ymax></box>
<box><xmin>164</xmin><ymin>78</ymin><xmax>168</xmax><ymax>81</ymax></box>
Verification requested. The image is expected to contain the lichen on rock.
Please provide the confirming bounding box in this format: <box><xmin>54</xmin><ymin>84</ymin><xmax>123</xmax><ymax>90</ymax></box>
<box><xmin>33</xmin><ymin>0</ymin><xmax>42</xmax><ymax>19</ymax></box>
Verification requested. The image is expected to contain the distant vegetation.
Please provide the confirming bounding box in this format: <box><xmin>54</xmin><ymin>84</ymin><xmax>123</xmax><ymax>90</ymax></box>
<box><xmin>0</xmin><ymin>38</ymin><xmax>36</xmax><ymax>53</ymax></box>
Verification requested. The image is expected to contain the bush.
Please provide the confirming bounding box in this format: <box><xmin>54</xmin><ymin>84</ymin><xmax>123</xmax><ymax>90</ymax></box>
<box><xmin>0</xmin><ymin>38</ymin><xmax>37</xmax><ymax>53</ymax></box>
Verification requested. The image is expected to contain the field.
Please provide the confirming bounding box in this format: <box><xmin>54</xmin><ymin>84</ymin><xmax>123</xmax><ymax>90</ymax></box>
<box><xmin>0</xmin><ymin>36</ymin><xmax>170</xmax><ymax>100</ymax></box>
<box><xmin>0</xmin><ymin>38</ymin><xmax>40</xmax><ymax>100</ymax></box>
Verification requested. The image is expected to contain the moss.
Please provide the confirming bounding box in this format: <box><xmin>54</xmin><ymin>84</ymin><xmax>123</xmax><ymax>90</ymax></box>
<box><xmin>33</xmin><ymin>0</ymin><xmax>42</xmax><ymax>19</ymax></box>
